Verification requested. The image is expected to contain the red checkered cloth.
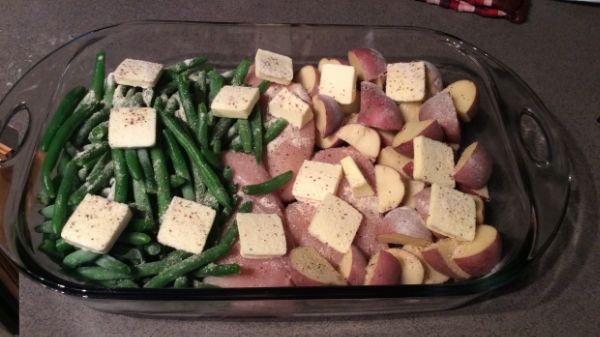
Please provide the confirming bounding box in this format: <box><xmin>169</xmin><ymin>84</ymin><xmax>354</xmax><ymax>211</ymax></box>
<box><xmin>417</xmin><ymin>0</ymin><xmax>529</xmax><ymax>23</ymax></box>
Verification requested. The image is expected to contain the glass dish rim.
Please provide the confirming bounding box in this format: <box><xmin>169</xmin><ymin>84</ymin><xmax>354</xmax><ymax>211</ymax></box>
<box><xmin>0</xmin><ymin>20</ymin><xmax>571</xmax><ymax>301</ymax></box>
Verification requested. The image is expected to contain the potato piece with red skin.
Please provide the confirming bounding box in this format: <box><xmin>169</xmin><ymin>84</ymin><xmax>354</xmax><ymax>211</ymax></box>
<box><xmin>443</xmin><ymin>79</ymin><xmax>478</xmax><ymax>122</ymax></box>
<box><xmin>403</xmin><ymin>244</ymin><xmax>450</xmax><ymax>284</ymax></box>
<box><xmin>347</xmin><ymin>48</ymin><xmax>386</xmax><ymax>82</ymax></box>
<box><xmin>458</xmin><ymin>184</ymin><xmax>490</xmax><ymax>202</ymax></box>
<box><xmin>424</xmin><ymin>61</ymin><xmax>444</xmax><ymax>98</ymax></box>
<box><xmin>357</xmin><ymin>81</ymin><xmax>404</xmax><ymax>131</ymax></box>
<box><xmin>454</xmin><ymin>142</ymin><xmax>493</xmax><ymax>189</ymax></box>
<box><xmin>290</xmin><ymin>247</ymin><xmax>347</xmax><ymax>286</ymax></box>
<box><xmin>398</xmin><ymin>102</ymin><xmax>422</xmax><ymax>123</ymax></box>
<box><xmin>402</xmin><ymin>179</ymin><xmax>426</xmax><ymax>208</ymax></box>
<box><xmin>313</xmin><ymin>94</ymin><xmax>345</xmax><ymax>137</ymax></box>
<box><xmin>336</xmin><ymin>123</ymin><xmax>381</xmax><ymax>160</ymax></box>
<box><xmin>378</xmin><ymin>207</ymin><xmax>433</xmax><ymax>246</ymax></box>
<box><xmin>318</xmin><ymin>57</ymin><xmax>346</xmax><ymax>72</ymax></box>
<box><xmin>452</xmin><ymin>225</ymin><xmax>501</xmax><ymax>277</ymax></box>
<box><xmin>375</xmin><ymin>164</ymin><xmax>406</xmax><ymax>213</ymax></box>
<box><xmin>386</xmin><ymin>248</ymin><xmax>425</xmax><ymax>285</ymax></box>
<box><xmin>392</xmin><ymin>120</ymin><xmax>444</xmax><ymax>157</ymax></box>
<box><xmin>339</xmin><ymin>245</ymin><xmax>368</xmax><ymax>285</ymax></box>
<box><xmin>422</xmin><ymin>239</ymin><xmax>470</xmax><ymax>279</ymax></box>
<box><xmin>413</xmin><ymin>187</ymin><xmax>431</xmax><ymax>219</ymax></box>
<box><xmin>377</xmin><ymin>147</ymin><xmax>413</xmax><ymax>179</ymax></box>
<box><xmin>419</xmin><ymin>92</ymin><xmax>461</xmax><ymax>144</ymax></box>
<box><xmin>364</xmin><ymin>250</ymin><xmax>402</xmax><ymax>285</ymax></box>
<box><xmin>244</xmin><ymin>63</ymin><xmax>264</xmax><ymax>87</ymax></box>
<box><xmin>296</xmin><ymin>65</ymin><xmax>320</xmax><ymax>96</ymax></box>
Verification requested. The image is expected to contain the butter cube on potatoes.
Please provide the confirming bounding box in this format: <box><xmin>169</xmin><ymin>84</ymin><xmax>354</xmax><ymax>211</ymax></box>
<box><xmin>113</xmin><ymin>58</ymin><xmax>163</xmax><ymax>89</ymax></box>
<box><xmin>255</xmin><ymin>49</ymin><xmax>294</xmax><ymax>85</ymax></box>
<box><xmin>340</xmin><ymin>156</ymin><xmax>374</xmax><ymax>198</ymax></box>
<box><xmin>292</xmin><ymin>160</ymin><xmax>343</xmax><ymax>202</ymax></box>
<box><xmin>157</xmin><ymin>197</ymin><xmax>217</xmax><ymax>254</ymax></box>
<box><xmin>108</xmin><ymin>107</ymin><xmax>157</xmax><ymax>148</ymax></box>
<box><xmin>413</xmin><ymin>136</ymin><xmax>455</xmax><ymax>188</ymax></box>
<box><xmin>237</xmin><ymin>213</ymin><xmax>287</xmax><ymax>259</ymax></box>
<box><xmin>386</xmin><ymin>61</ymin><xmax>426</xmax><ymax>103</ymax></box>
<box><xmin>210</xmin><ymin>85</ymin><xmax>260</xmax><ymax>119</ymax></box>
<box><xmin>268</xmin><ymin>87</ymin><xmax>314</xmax><ymax>128</ymax></box>
<box><xmin>308</xmin><ymin>194</ymin><xmax>363</xmax><ymax>254</ymax></box>
<box><xmin>426</xmin><ymin>184</ymin><xmax>476</xmax><ymax>241</ymax></box>
<box><xmin>319</xmin><ymin>64</ymin><xmax>357</xmax><ymax>105</ymax></box>
<box><xmin>61</xmin><ymin>194</ymin><xmax>132</xmax><ymax>254</ymax></box>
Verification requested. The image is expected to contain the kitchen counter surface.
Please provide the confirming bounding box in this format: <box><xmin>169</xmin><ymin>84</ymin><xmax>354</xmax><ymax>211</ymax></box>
<box><xmin>1</xmin><ymin>1</ymin><xmax>599</xmax><ymax>336</ymax></box>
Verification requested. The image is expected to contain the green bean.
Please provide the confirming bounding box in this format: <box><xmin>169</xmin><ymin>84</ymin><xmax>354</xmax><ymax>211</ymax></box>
<box><xmin>164</xmin><ymin>94</ymin><xmax>179</xmax><ymax>115</ymax></box>
<box><xmin>222</xmin><ymin>166</ymin><xmax>233</xmax><ymax>182</ymax></box>
<box><xmin>231</xmin><ymin>58</ymin><xmax>251</xmax><ymax>86</ymax></box>
<box><xmin>192</xmin><ymin>71</ymin><xmax>207</xmax><ymax>106</ymax></box>
<box><xmin>64</xmin><ymin>142</ymin><xmax>78</xmax><ymax>157</ymax></box>
<box><xmin>102</xmin><ymin>73</ymin><xmax>116</xmax><ymax>108</ymax></box>
<box><xmin>169</xmin><ymin>174</ymin><xmax>187</xmax><ymax>188</ymax></box>
<box><xmin>166</xmin><ymin>55</ymin><xmax>208</xmax><ymax>73</ymax></box>
<box><xmin>258</xmin><ymin>80</ymin><xmax>270</xmax><ymax>93</ymax></box>
<box><xmin>264</xmin><ymin>118</ymin><xmax>289</xmax><ymax>144</ymax></box>
<box><xmin>88</xmin><ymin>120</ymin><xmax>109</xmax><ymax>143</ymax></box>
<box><xmin>34</xmin><ymin>221</ymin><xmax>54</xmax><ymax>234</ymax></box>
<box><xmin>98</xmin><ymin>279</ymin><xmax>139</xmax><ymax>288</ymax></box>
<box><xmin>229</xmin><ymin>136</ymin><xmax>242</xmax><ymax>152</ymax></box>
<box><xmin>37</xmin><ymin>189</ymin><xmax>53</xmax><ymax>206</ymax></box>
<box><xmin>77</xmin><ymin>266</ymin><xmax>133</xmax><ymax>281</ymax></box>
<box><xmin>39</xmin><ymin>204</ymin><xmax>55</xmax><ymax>218</ymax></box>
<box><xmin>55</xmin><ymin>238</ymin><xmax>74</xmax><ymax>253</ymax></box>
<box><xmin>73</xmin><ymin>142</ymin><xmax>109</xmax><ymax>167</ymax></box>
<box><xmin>132</xmin><ymin>178</ymin><xmax>155</xmax><ymax>229</ymax></box>
<box><xmin>73</xmin><ymin>108</ymin><xmax>109</xmax><ymax>146</ymax></box>
<box><xmin>41</xmin><ymin>92</ymin><xmax>98</xmax><ymax>198</ymax></box>
<box><xmin>236</xmin><ymin>119</ymin><xmax>253</xmax><ymax>153</ymax></box>
<box><xmin>126</xmin><ymin>218</ymin><xmax>154</xmax><ymax>233</ymax></box>
<box><xmin>58</xmin><ymin>152</ymin><xmax>72</xmax><ymax>177</ymax></box>
<box><xmin>110</xmin><ymin>245</ymin><xmax>145</xmax><ymax>265</ymax></box>
<box><xmin>51</xmin><ymin>161</ymin><xmax>78</xmax><ymax>234</ymax></box>
<box><xmin>143</xmin><ymin>222</ymin><xmax>239</xmax><ymax>288</ymax></box>
<box><xmin>226</xmin><ymin>123</ymin><xmax>239</xmax><ymax>142</ymax></box>
<box><xmin>190</xmin><ymin>162</ymin><xmax>208</xmax><ymax>204</ymax></box>
<box><xmin>95</xmin><ymin>255</ymin><xmax>131</xmax><ymax>274</ymax></box>
<box><xmin>210</xmin><ymin>117</ymin><xmax>235</xmax><ymax>147</ymax></box>
<box><xmin>91</xmin><ymin>51</ymin><xmax>105</xmax><ymax>100</ymax></box>
<box><xmin>142</xmin><ymin>88</ymin><xmax>154</xmax><ymax>107</ymax></box>
<box><xmin>193</xmin><ymin>281</ymin><xmax>219</xmax><ymax>288</ymax></box>
<box><xmin>150</xmin><ymin>146</ymin><xmax>171</xmax><ymax>219</ymax></box>
<box><xmin>69</xmin><ymin>160</ymin><xmax>113</xmax><ymax>206</ymax></box>
<box><xmin>162</xmin><ymin>129</ymin><xmax>191</xmax><ymax>181</ymax></box>
<box><xmin>63</xmin><ymin>249</ymin><xmax>100</xmax><ymax>269</ymax></box>
<box><xmin>207</xmin><ymin>70</ymin><xmax>224</xmax><ymax>105</ymax></box>
<box><xmin>77</xmin><ymin>167</ymin><xmax>89</xmax><ymax>181</ymax></box>
<box><xmin>137</xmin><ymin>149</ymin><xmax>157</xmax><ymax>194</ymax></box>
<box><xmin>206</xmin><ymin>200</ymin><xmax>251</xmax><ymax>250</ymax></box>
<box><xmin>159</xmin><ymin>112</ymin><xmax>232</xmax><ymax>210</ymax></box>
<box><xmin>143</xmin><ymin>242</ymin><xmax>164</xmax><ymax>257</ymax></box>
<box><xmin>194</xmin><ymin>263</ymin><xmax>240</xmax><ymax>278</ymax></box>
<box><xmin>197</xmin><ymin>103</ymin><xmax>209</xmax><ymax>148</ymax></box>
<box><xmin>173</xmin><ymin>276</ymin><xmax>189</xmax><ymax>288</ymax></box>
<box><xmin>200</xmin><ymin>148</ymin><xmax>222</xmax><ymax>170</ymax></box>
<box><xmin>111</xmin><ymin>149</ymin><xmax>129</xmax><ymax>203</ymax></box>
<box><xmin>124</xmin><ymin>149</ymin><xmax>144</xmax><ymax>181</ymax></box>
<box><xmin>39</xmin><ymin>239</ymin><xmax>64</xmax><ymax>262</ymax></box>
<box><xmin>132</xmin><ymin>250</ymin><xmax>190</xmax><ymax>278</ymax></box>
<box><xmin>242</xmin><ymin>170</ymin><xmax>293</xmax><ymax>195</ymax></box>
<box><xmin>125</xmin><ymin>87</ymin><xmax>137</xmax><ymax>99</ymax></box>
<box><xmin>40</xmin><ymin>86</ymin><xmax>87</xmax><ymax>152</ymax></box>
<box><xmin>118</xmin><ymin>232</ymin><xmax>151</xmax><ymax>246</ymax></box>
<box><xmin>250</xmin><ymin>106</ymin><xmax>263</xmax><ymax>163</ymax></box>
<box><xmin>175</xmin><ymin>73</ymin><xmax>199</xmax><ymax>131</ymax></box>
<box><xmin>212</xmin><ymin>139</ymin><xmax>222</xmax><ymax>153</ymax></box>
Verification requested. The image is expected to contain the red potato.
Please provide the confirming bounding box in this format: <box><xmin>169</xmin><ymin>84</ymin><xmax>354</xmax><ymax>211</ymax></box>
<box><xmin>452</xmin><ymin>225</ymin><xmax>501</xmax><ymax>277</ymax></box>
<box><xmin>473</xmin><ymin>195</ymin><xmax>485</xmax><ymax>225</ymax></box>
<box><xmin>244</xmin><ymin>63</ymin><xmax>264</xmax><ymax>87</ymax></box>
<box><xmin>423</xmin><ymin>61</ymin><xmax>444</xmax><ymax>98</ymax></box>
<box><xmin>378</xmin><ymin>207</ymin><xmax>433</xmax><ymax>246</ymax></box>
<box><xmin>290</xmin><ymin>247</ymin><xmax>347</xmax><ymax>286</ymax></box>
<box><xmin>422</xmin><ymin>239</ymin><xmax>470</xmax><ymax>279</ymax></box>
<box><xmin>317</xmin><ymin>57</ymin><xmax>345</xmax><ymax>72</ymax></box>
<box><xmin>413</xmin><ymin>187</ymin><xmax>431</xmax><ymax>220</ymax></box>
<box><xmin>402</xmin><ymin>179</ymin><xmax>426</xmax><ymax>208</ymax></box>
<box><xmin>385</xmin><ymin>248</ymin><xmax>425</xmax><ymax>285</ymax></box>
<box><xmin>296</xmin><ymin>65</ymin><xmax>320</xmax><ymax>96</ymax></box>
<box><xmin>375</xmin><ymin>164</ymin><xmax>406</xmax><ymax>213</ymax></box>
<box><xmin>340</xmin><ymin>90</ymin><xmax>361</xmax><ymax>114</ymax></box>
<box><xmin>347</xmin><ymin>47</ymin><xmax>386</xmax><ymax>82</ymax></box>
<box><xmin>364</xmin><ymin>250</ymin><xmax>402</xmax><ymax>285</ymax></box>
<box><xmin>419</xmin><ymin>92</ymin><xmax>461</xmax><ymax>144</ymax></box>
<box><xmin>402</xmin><ymin>161</ymin><xmax>413</xmax><ymax>178</ymax></box>
<box><xmin>458</xmin><ymin>184</ymin><xmax>490</xmax><ymax>201</ymax></box>
<box><xmin>285</xmin><ymin>202</ymin><xmax>343</xmax><ymax>266</ymax></box>
<box><xmin>392</xmin><ymin>120</ymin><xmax>444</xmax><ymax>157</ymax></box>
<box><xmin>316</xmin><ymin>114</ymin><xmax>357</xmax><ymax>149</ymax></box>
<box><xmin>454</xmin><ymin>142</ymin><xmax>493</xmax><ymax>189</ymax></box>
<box><xmin>312</xmin><ymin>94</ymin><xmax>345</xmax><ymax>137</ymax></box>
<box><xmin>443</xmin><ymin>79</ymin><xmax>478</xmax><ymax>122</ymax></box>
<box><xmin>336</xmin><ymin>123</ymin><xmax>381</xmax><ymax>160</ymax></box>
<box><xmin>379</xmin><ymin>130</ymin><xmax>396</xmax><ymax>147</ymax></box>
<box><xmin>377</xmin><ymin>147</ymin><xmax>412</xmax><ymax>179</ymax></box>
<box><xmin>403</xmin><ymin>244</ymin><xmax>450</xmax><ymax>284</ymax></box>
<box><xmin>287</xmin><ymin>83</ymin><xmax>312</xmax><ymax>104</ymax></box>
<box><xmin>357</xmin><ymin>81</ymin><xmax>403</xmax><ymax>131</ymax></box>
<box><xmin>339</xmin><ymin>245</ymin><xmax>368</xmax><ymax>285</ymax></box>
<box><xmin>398</xmin><ymin>102</ymin><xmax>422</xmax><ymax>123</ymax></box>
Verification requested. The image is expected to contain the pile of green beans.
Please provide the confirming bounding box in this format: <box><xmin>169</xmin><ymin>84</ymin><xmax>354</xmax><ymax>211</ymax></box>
<box><xmin>35</xmin><ymin>50</ymin><xmax>292</xmax><ymax>289</ymax></box>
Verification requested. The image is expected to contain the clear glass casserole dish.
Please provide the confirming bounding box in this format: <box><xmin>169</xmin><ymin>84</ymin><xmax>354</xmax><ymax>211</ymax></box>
<box><xmin>0</xmin><ymin>21</ymin><xmax>571</xmax><ymax>317</ymax></box>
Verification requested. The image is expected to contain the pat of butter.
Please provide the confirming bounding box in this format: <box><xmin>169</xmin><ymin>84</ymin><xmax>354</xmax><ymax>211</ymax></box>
<box><xmin>340</xmin><ymin>156</ymin><xmax>374</xmax><ymax>198</ymax></box>
<box><xmin>386</xmin><ymin>62</ymin><xmax>426</xmax><ymax>103</ymax></box>
<box><xmin>237</xmin><ymin>213</ymin><xmax>287</xmax><ymax>259</ymax></box>
<box><xmin>61</xmin><ymin>194</ymin><xmax>132</xmax><ymax>254</ymax></box>
<box><xmin>413</xmin><ymin>136</ymin><xmax>455</xmax><ymax>188</ymax></box>
<box><xmin>157</xmin><ymin>197</ymin><xmax>217</xmax><ymax>254</ymax></box>
<box><xmin>308</xmin><ymin>194</ymin><xmax>363</xmax><ymax>254</ymax></box>
<box><xmin>268</xmin><ymin>87</ymin><xmax>314</xmax><ymax>128</ymax></box>
<box><xmin>254</xmin><ymin>49</ymin><xmax>294</xmax><ymax>85</ymax></box>
<box><xmin>319</xmin><ymin>64</ymin><xmax>357</xmax><ymax>105</ymax></box>
<box><xmin>113</xmin><ymin>58</ymin><xmax>163</xmax><ymax>89</ymax></box>
<box><xmin>292</xmin><ymin>160</ymin><xmax>343</xmax><ymax>202</ymax></box>
<box><xmin>426</xmin><ymin>184</ymin><xmax>476</xmax><ymax>241</ymax></box>
<box><xmin>108</xmin><ymin>107</ymin><xmax>157</xmax><ymax>148</ymax></box>
<box><xmin>210</xmin><ymin>85</ymin><xmax>260</xmax><ymax>119</ymax></box>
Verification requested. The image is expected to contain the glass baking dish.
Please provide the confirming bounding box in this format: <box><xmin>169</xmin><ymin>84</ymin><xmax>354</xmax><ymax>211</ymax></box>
<box><xmin>0</xmin><ymin>21</ymin><xmax>571</xmax><ymax>317</ymax></box>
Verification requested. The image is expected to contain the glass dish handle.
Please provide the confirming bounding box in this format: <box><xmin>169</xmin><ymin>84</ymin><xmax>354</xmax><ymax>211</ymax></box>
<box><xmin>482</xmin><ymin>55</ymin><xmax>572</xmax><ymax>261</ymax></box>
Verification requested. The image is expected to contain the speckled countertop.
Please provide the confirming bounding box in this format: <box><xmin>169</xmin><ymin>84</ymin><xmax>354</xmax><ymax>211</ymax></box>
<box><xmin>2</xmin><ymin>1</ymin><xmax>599</xmax><ymax>336</ymax></box>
